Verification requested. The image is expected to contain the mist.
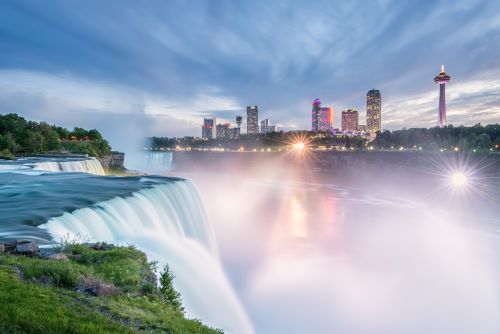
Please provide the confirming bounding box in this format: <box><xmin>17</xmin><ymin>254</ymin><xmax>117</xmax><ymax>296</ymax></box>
<box><xmin>129</xmin><ymin>151</ymin><xmax>500</xmax><ymax>333</ymax></box>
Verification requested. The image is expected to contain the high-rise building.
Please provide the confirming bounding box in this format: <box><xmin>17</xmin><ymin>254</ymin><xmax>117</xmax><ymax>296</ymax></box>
<box><xmin>366</xmin><ymin>89</ymin><xmax>381</xmax><ymax>133</ymax></box>
<box><xmin>312</xmin><ymin>99</ymin><xmax>333</xmax><ymax>131</ymax></box>
<box><xmin>341</xmin><ymin>109</ymin><xmax>359</xmax><ymax>131</ymax></box>
<box><xmin>247</xmin><ymin>106</ymin><xmax>259</xmax><ymax>134</ymax></box>
<box><xmin>358</xmin><ymin>124</ymin><xmax>367</xmax><ymax>132</ymax></box>
<box><xmin>318</xmin><ymin>107</ymin><xmax>334</xmax><ymax>131</ymax></box>
<box><xmin>434</xmin><ymin>65</ymin><xmax>451</xmax><ymax>128</ymax></box>
<box><xmin>260</xmin><ymin>119</ymin><xmax>276</xmax><ymax>134</ymax></box>
<box><xmin>216</xmin><ymin>123</ymin><xmax>232</xmax><ymax>139</ymax></box>
<box><xmin>311</xmin><ymin>98</ymin><xmax>322</xmax><ymax>131</ymax></box>
<box><xmin>202</xmin><ymin>117</ymin><xmax>216</xmax><ymax>139</ymax></box>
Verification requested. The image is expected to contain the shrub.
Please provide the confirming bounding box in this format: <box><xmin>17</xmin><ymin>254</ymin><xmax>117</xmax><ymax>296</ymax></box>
<box><xmin>0</xmin><ymin>149</ymin><xmax>15</xmax><ymax>160</ymax></box>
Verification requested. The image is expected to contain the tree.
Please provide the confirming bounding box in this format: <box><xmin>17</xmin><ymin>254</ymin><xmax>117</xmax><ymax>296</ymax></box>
<box><xmin>71</xmin><ymin>127</ymin><xmax>88</xmax><ymax>140</ymax></box>
<box><xmin>159</xmin><ymin>265</ymin><xmax>184</xmax><ymax>313</ymax></box>
<box><xmin>0</xmin><ymin>133</ymin><xmax>16</xmax><ymax>152</ymax></box>
<box><xmin>87</xmin><ymin>129</ymin><xmax>103</xmax><ymax>141</ymax></box>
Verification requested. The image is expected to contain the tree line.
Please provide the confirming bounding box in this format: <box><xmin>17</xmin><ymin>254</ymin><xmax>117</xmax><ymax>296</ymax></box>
<box><xmin>0</xmin><ymin>113</ymin><xmax>111</xmax><ymax>159</ymax></box>
<box><xmin>149</xmin><ymin>124</ymin><xmax>500</xmax><ymax>153</ymax></box>
<box><xmin>149</xmin><ymin>130</ymin><xmax>367</xmax><ymax>150</ymax></box>
<box><xmin>373</xmin><ymin>124</ymin><xmax>500</xmax><ymax>151</ymax></box>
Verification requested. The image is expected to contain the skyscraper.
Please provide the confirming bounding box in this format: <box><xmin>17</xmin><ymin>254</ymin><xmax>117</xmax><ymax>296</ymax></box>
<box><xmin>311</xmin><ymin>98</ymin><xmax>322</xmax><ymax>131</ymax></box>
<box><xmin>318</xmin><ymin>107</ymin><xmax>333</xmax><ymax>131</ymax></box>
<box><xmin>247</xmin><ymin>106</ymin><xmax>259</xmax><ymax>134</ymax></box>
<box><xmin>341</xmin><ymin>109</ymin><xmax>359</xmax><ymax>131</ymax></box>
<box><xmin>202</xmin><ymin>117</ymin><xmax>216</xmax><ymax>139</ymax></box>
<box><xmin>366</xmin><ymin>89</ymin><xmax>381</xmax><ymax>133</ymax></box>
<box><xmin>434</xmin><ymin>65</ymin><xmax>451</xmax><ymax>128</ymax></box>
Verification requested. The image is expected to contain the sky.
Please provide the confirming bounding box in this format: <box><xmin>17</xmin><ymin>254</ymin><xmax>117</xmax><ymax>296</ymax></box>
<box><xmin>1</xmin><ymin>0</ymin><xmax>500</xmax><ymax>150</ymax></box>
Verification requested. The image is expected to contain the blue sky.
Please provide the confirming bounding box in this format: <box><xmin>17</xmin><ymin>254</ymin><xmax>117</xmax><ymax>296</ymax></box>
<box><xmin>1</xmin><ymin>0</ymin><xmax>499</xmax><ymax>149</ymax></box>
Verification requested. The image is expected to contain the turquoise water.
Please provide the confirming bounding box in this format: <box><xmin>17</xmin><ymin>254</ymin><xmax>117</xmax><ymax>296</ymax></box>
<box><xmin>0</xmin><ymin>172</ymin><xmax>182</xmax><ymax>242</ymax></box>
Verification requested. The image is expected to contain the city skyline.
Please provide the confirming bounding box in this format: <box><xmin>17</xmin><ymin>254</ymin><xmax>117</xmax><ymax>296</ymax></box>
<box><xmin>1</xmin><ymin>1</ymin><xmax>500</xmax><ymax>151</ymax></box>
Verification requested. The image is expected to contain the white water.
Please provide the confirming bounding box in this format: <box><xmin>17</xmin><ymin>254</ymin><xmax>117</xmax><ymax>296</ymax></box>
<box><xmin>33</xmin><ymin>158</ymin><xmax>105</xmax><ymax>175</ymax></box>
<box><xmin>40</xmin><ymin>179</ymin><xmax>253</xmax><ymax>334</ymax></box>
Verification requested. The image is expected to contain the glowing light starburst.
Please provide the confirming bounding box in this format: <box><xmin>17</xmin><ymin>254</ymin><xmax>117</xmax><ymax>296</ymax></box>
<box><xmin>450</xmin><ymin>172</ymin><xmax>467</xmax><ymax>187</ymax></box>
<box><xmin>286</xmin><ymin>132</ymin><xmax>313</xmax><ymax>160</ymax></box>
<box><xmin>292</xmin><ymin>142</ymin><xmax>305</xmax><ymax>151</ymax></box>
<box><xmin>416</xmin><ymin>150</ymin><xmax>500</xmax><ymax>206</ymax></box>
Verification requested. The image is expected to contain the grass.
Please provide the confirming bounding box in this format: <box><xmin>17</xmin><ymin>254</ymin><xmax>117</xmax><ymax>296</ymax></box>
<box><xmin>0</xmin><ymin>244</ymin><xmax>223</xmax><ymax>333</ymax></box>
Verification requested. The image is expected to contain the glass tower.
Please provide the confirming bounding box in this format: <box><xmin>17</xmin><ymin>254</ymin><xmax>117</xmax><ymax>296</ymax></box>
<box><xmin>246</xmin><ymin>106</ymin><xmax>259</xmax><ymax>134</ymax></box>
<box><xmin>366</xmin><ymin>89</ymin><xmax>381</xmax><ymax>133</ymax></box>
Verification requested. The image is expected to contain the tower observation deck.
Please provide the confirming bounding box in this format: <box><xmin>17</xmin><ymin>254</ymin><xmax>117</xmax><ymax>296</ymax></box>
<box><xmin>434</xmin><ymin>65</ymin><xmax>451</xmax><ymax>128</ymax></box>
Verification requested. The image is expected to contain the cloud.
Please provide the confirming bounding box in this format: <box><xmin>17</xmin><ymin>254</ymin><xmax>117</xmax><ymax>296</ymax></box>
<box><xmin>1</xmin><ymin>0</ymin><xmax>500</xmax><ymax>137</ymax></box>
<box><xmin>383</xmin><ymin>73</ymin><xmax>500</xmax><ymax>129</ymax></box>
<box><xmin>0</xmin><ymin>70</ymin><xmax>245</xmax><ymax>149</ymax></box>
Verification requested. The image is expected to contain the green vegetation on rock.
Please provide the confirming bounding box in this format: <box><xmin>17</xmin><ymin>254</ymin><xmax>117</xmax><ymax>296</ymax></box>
<box><xmin>0</xmin><ymin>113</ymin><xmax>111</xmax><ymax>158</ymax></box>
<box><xmin>0</xmin><ymin>242</ymin><xmax>222</xmax><ymax>334</ymax></box>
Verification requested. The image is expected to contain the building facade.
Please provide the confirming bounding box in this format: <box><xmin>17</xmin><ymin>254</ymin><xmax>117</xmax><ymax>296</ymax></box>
<box><xmin>318</xmin><ymin>107</ymin><xmax>333</xmax><ymax>131</ymax></box>
<box><xmin>260</xmin><ymin>119</ymin><xmax>276</xmax><ymax>134</ymax></box>
<box><xmin>341</xmin><ymin>109</ymin><xmax>359</xmax><ymax>131</ymax></box>
<box><xmin>366</xmin><ymin>89</ymin><xmax>381</xmax><ymax>133</ymax></box>
<box><xmin>311</xmin><ymin>98</ymin><xmax>322</xmax><ymax>131</ymax></box>
<box><xmin>216</xmin><ymin>123</ymin><xmax>232</xmax><ymax>139</ymax></box>
<box><xmin>202</xmin><ymin>117</ymin><xmax>216</xmax><ymax>139</ymax></box>
<box><xmin>247</xmin><ymin>106</ymin><xmax>259</xmax><ymax>134</ymax></box>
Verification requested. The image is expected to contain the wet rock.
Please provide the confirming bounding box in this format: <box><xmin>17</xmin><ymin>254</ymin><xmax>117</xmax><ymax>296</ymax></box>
<box><xmin>38</xmin><ymin>247</ymin><xmax>57</xmax><ymax>259</ymax></box>
<box><xmin>0</xmin><ymin>241</ymin><xmax>15</xmax><ymax>253</ymax></box>
<box><xmin>15</xmin><ymin>240</ymin><xmax>39</xmax><ymax>256</ymax></box>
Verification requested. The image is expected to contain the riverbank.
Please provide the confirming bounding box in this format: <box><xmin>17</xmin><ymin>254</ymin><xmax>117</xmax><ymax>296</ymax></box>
<box><xmin>0</xmin><ymin>240</ymin><xmax>222</xmax><ymax>333</ymax></box>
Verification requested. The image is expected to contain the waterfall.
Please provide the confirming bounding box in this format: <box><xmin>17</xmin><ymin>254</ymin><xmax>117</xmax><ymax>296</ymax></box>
<box><xmin>40</xmin><ymin>179</ymin><xmax>253</xmax><ymax>334</ymax></box>
<box><xmin>33</xmin><ymin>158</ymin><xmax>105</xmax><ymax>175</ymax></box>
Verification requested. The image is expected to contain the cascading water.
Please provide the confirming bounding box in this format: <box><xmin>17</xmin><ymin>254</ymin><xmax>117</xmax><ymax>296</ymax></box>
<box><xmin>40</xmin><ymin>179</ymin><xmax>254</xmax><ymax>334</ymax></box>
<box><xmin>33</xmin><ymin>158</ymin><xmax>105</xmax><ymax>175</ymax></box>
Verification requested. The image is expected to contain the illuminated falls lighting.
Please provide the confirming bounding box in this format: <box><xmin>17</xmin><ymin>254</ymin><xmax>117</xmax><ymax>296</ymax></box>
<box><xmin>419</xmin><ymin>150</ymin><xmax>499</xmax><ymax>205</ymax></box>
<box><xmin>450</xmin><ymin>172</ymin><xmax>467</xmax><ymax>187</ymax></box>
<box><xmin>293</xmin><ymin>142</ymin><xmax>305</xmax><ymax>151</ymax></box>
<box><xmin>284</xmin><ymin>132</ymin><xmax>314</xmax><ymax>161</ymax></box>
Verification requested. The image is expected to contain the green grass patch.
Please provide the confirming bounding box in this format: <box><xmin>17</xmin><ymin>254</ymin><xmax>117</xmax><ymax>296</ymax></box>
<box><xmin>0</xmin><ymin>244</ymin><xmax>222</xmax><ymax>333</ymax></box>
<box><xmin>65</xmin><ymin>244</ymin><xmax>150</xmax><ymax>294</ymax></box>
<box><xmin>0</xmin><ymin>267</ymin><xmax>134</xmax><ymax>333</ymax></box>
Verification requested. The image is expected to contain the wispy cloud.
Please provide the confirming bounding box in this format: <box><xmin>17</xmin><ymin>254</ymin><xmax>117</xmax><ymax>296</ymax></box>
<box><xmin>383</xmin><ymin>73</ymin><xmax>500</xmax><ymax>129</ymax></box>
<box><xmin>0</xmin><ymin>0</ymin><xmax>499</xmax><ymax>143</ymax></box>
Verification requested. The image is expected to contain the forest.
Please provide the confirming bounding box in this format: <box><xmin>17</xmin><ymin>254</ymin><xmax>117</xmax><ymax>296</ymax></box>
<box><xmin>0</xmin><ymin>113</ymin><xmax>111</xmax><ymax>159</ymax></box>
<box><xmin>373</xmin><ymin>124</ymin><xmax>500</xmax><ymax>151</ymax></box>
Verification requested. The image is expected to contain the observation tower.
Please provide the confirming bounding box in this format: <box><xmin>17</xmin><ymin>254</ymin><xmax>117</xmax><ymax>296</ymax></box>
<box><xmin>434</xmin><ymin>65</ymin><xmax>451</xmax><ymax>128</ymax></box>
